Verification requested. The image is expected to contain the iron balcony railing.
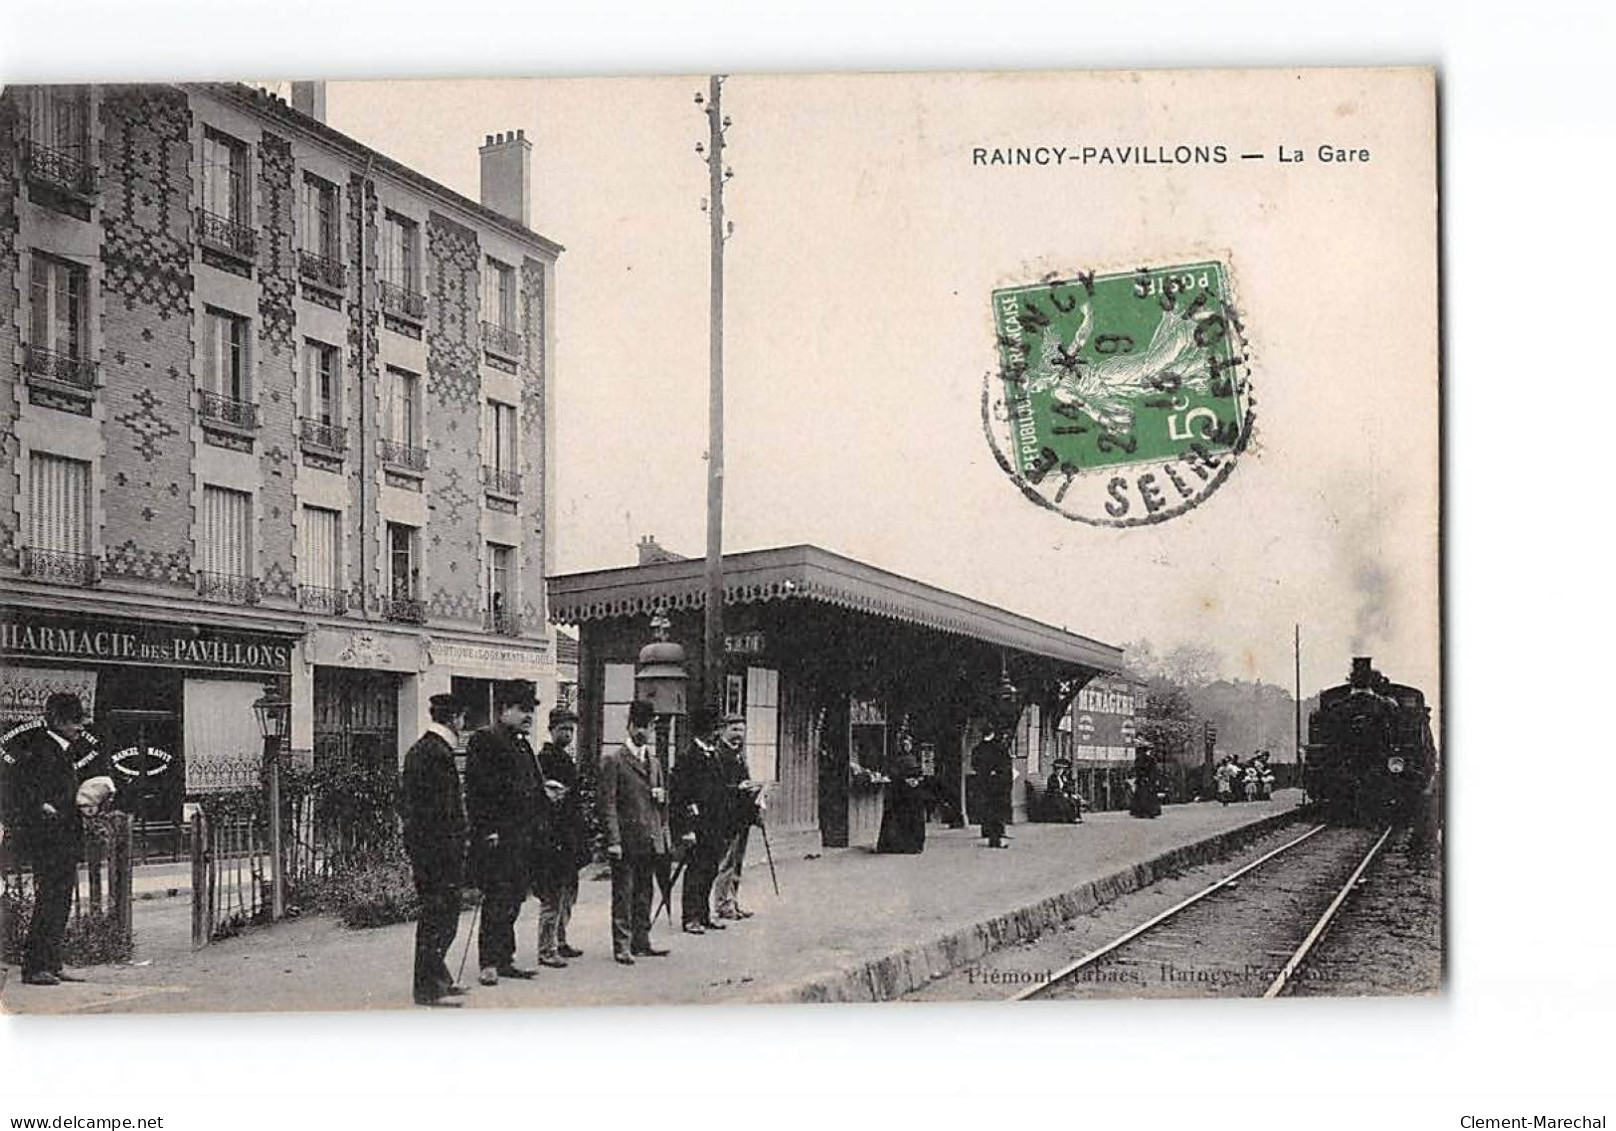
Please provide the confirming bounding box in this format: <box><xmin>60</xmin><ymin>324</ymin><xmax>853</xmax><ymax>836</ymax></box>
<box><xmin>20</xmin><ymin>547</ymin><xmax>99</xmax><ymax>586</ymax></box>
<box><xmin>21</xmin><ymin>139</ymin><xmax>97</xmax><ymax>198</ymax></box>
<box><xmin>481</xmin><ymin>464</ymin><xmax>522</xmax><ymax>497</ymax></box>
<box><xmin>380</xmin><ymin>279</ymin><xmax>427</xmax><ymax>322</ymax></box>
<box><xmin>380</xmin><ymin>593</ymin><xmax>426</xmax><ymax>624</ymax></box>
<box><xmin>484</xmin><ymin>607</ymin><xmax>521</xmax><ymax>636</ymax></box>
<box><xmin>24</xmin><ymin>345</ymin><xmax>98</xmax><ymax>391</ymax></box>
<box><xmin>196</xmin><ymin>208</ymin><xmax>257</xmax><ymax>260</ymax></box>
<box><xmin>196</xmin><ymin>571</ymin><xmax>260</xmax><ymax>605</ymax></box>
<box><xmin>297</xmin><ymin>249</ymin><xmax>346</xmax><ymax>292</ymax></box>
<box><xmin>298</xmin><ymin>417</ymin><xmax>348</xmax><ymax>454</ymax></box>
<box><xmin>198</xmin><ymin>390</ymin><xmax>259</xmax><ymax>430</ymax></box>
<box><xmin>480</xmin><ymin>320</ymin><xmax>522</xmax><ymax>359</ymax></box>
<box><xmin>299</xmin><ymin>585</ymin><xmax>349</xmax><ymax>615</ymax></box>
<box><xmin>379</xmin><ymin>437</ymin><xmax>428</xmax><ymax>472</ymax></box>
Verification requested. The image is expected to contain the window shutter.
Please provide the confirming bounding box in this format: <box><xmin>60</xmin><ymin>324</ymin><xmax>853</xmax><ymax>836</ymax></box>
<box><xmin>29</xmin><ymin>453</ymin><xmax>89</xmax><ymax>555</ymax></box>
<box><xmin>300</xmin><ymin>507</ymin><xmax>339</xmax><ymax>590</ymax></box>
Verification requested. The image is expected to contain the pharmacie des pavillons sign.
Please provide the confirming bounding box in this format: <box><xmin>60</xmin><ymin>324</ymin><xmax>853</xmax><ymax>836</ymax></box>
<box><xmin>0</xmin><ymin>609</ymin><xmax>293</xmax><ymax>675</ymax></box>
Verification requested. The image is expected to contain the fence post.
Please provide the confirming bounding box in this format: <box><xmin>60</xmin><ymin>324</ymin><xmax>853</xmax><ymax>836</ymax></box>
<box><xmin>85</xmin><ymin>826</ymin><xmax>105</xmax><ymax>914</ymax></box>
<box><xmin>267</xmin><ymin>744</ymin><xmax>285</xmax><ymax>921</ymax></box>
<box><xmin>109</xmin><ymin>812</ymin><xmax>133</xmax><ymax>947</ymax></box>
<box><xmin>190</xmin><ymin>807</ymin><xmax>210</xmax><ymax>949</ymax></box>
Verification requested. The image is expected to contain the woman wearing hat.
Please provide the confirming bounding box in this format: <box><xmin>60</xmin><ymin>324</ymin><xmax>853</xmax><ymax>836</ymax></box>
<box><xmin>876</xmin><ymin>731</ymin><xmax>928</xmax><ymax>854</ymax></box>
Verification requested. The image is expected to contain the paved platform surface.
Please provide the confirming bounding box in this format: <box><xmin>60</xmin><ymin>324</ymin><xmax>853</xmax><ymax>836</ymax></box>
<box><xmin>2</xmin><ymin>793</ymin><xmax>1301</xmax><ymax>1015</ymax></box>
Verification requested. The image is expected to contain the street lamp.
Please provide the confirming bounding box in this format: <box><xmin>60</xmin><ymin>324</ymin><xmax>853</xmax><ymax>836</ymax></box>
<box><xmin>636</xmin><ymin>609</ymin><xmax>690</xmax><ymax>769</ymax></box>
<box><xmin>251</xmin><ymin>684</ymin><xmax>290</xmax><ymax>920</ymax></box>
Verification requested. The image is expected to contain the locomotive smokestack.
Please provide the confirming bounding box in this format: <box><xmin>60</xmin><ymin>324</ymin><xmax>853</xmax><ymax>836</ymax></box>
<box><xmin>1350</xmin><ymin>657</ymin><xmax>1374</xmax><ymax>686</ymax></box>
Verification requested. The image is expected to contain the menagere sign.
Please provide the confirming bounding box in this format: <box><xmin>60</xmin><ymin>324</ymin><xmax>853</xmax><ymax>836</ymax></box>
<box><xmin>0</xmin><ymin>609</ymin><xmax>294</xmax><ymax>675</ymax></box>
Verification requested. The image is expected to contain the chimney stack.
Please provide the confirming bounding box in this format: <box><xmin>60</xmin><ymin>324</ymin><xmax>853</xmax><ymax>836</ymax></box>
<box><xmin>290</xmin><ymin>81</ymin><xmax>327</xmax><ymax>123</ymax></box>
<box><xmin>479</xmin><ymin>128</ymin><xmax>532</xmax><ymax>227</ymax></box>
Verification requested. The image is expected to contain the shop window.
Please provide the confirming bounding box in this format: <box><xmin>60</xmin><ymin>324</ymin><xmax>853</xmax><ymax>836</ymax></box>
<box><xmin>743</xmin><ymin>667</ymin><xmax>779</xmax><ymax>783</ymax></box>
<box><xmin>849</xmin><ymin>695</ymin><xmax>887</xmax><ymax>776</ymax></box>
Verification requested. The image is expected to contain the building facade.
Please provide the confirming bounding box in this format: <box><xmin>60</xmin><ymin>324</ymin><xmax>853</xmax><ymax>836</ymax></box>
<box><xmin>0</xmin><ymin>82</ymin><xmax>561</xmax><ymax>823</ymax></box>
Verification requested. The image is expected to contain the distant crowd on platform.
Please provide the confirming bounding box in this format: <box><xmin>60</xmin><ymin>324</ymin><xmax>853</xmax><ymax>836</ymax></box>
<box><xmin>1214</xmin><ymin>752</ymin><xmax>1276</xmax><ymax>804</ymax></box>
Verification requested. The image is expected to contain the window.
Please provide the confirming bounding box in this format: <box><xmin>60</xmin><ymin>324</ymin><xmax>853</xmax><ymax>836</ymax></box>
<box><xmin>387</xmin><ymin>523</ymin><xmax>418</xmax><ymax>599</ymax></box>
<box><xmin>485</xmin><ymin>400</ymin><xmax>517</xmax><ymax>474</ymax></box>
<box><xmin>487</xmin><ymin>543</ymin><xmax>515</xmax><ymax>631</ymax></box>
<box><xmin>303</xmin><ymin>339</ymin><xmax>339</xmax><ymax>424</ymax></box>
<box><xmin>203</xmin><ymin>308</ymin><xmax>251</xmax><ymax>401</ymax></box>
<box><xmin>384</xmin><ymin>367</ymin><xmax>420</xmax><ymax>444</ymax></box>
<box><xmin>744</xmin><ymin>667</ymin><xmax>780</xmax><ymax>783</ymax></box>
<box><xmin>29</xmin><ymin>253</ymin><xmax>88</xmax><ymax>361</ymax></box>
<box><xmin>299</xmin><ymin>505</ymin><xmax>341</xmax><ymax>593</ymax></box>
<box><xmin>201</xmin><ymin>128</ymin><xmax>249</xmax><ymax>224</ymax></box>
<box><xmin>381</xmin><ymin>212</ymin><xmax>419</xmax><ymax>293</ymax></box>
<box><xmin>301</xmin><ymin>174</ymin><xmax>339</xmax><ymax>261</ymax></box>
<box><xmin>27</xmin><ymin>452</ymin><xmax>91</xmax><ymax>570</ymax></box>
<box><xmin>27</xmin><ymin>86</ymin><xmax>90</xmax><ymax>161</ymax></box>
<box><xmin>602</xmin><ymin>663</ymin><xmax>636</xmax><ymax>753</ymax></box>
<box><xmin>200</xmin><ymin>486</ymin><xmax>253</xmax><ymax>601</ymax></box>
<box><xmin>483</xmin><ymin>257</ymin><xmax>516</xmax><ymax>329</ymax></box>
<box><xmin>1023</xmin><ymin>703</ymin><xmax>1043</xmax><ymax>776</ymax></box>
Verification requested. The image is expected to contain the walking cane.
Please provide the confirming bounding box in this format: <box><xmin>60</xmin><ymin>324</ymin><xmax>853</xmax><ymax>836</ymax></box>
<box><xmin>653</xmin><ymin>854</ymin><xmax>688</xmax><ymax>925</ymax></box>
<box><xmin>454</xmin><ymin>897</ymin><xmax>482</xmax><ymax>985</ymax></box>
<box><xmin>758</xmin><ymin>821</ymin><xmax>780</xmax><ymax>897</ymax></box>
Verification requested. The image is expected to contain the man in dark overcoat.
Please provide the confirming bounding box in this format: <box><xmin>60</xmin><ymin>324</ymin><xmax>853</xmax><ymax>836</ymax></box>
<box><xmin>533</xmin><ymin>706</ymin><xmax>588</xmax><ymax>967</ymax></box>
<box><xmin>971</xmin><ymin>727</ymin><xmax>1014</xmax><ymax>848</ymax></box>
<box><xmin>400</xmin><ymin>692</ymin><xmax>469</xmax><ymax>1006</ymax></box>
<box><xmin>668</xmin><ymin>706</ymin><xmax>730</xmax><ymax>934</ymax></box>
<box><xmin>464</xmin><ymin>680</ymin><xmax>544</xmax><ymax>985</ymax></box>
<box><xmin>1</xmin><ymin>692</ymin><xmax>116</xmax><ymax>985</ymax></box>
<box><xmin>597</xmin><ymin>698</ymin><xmax>671</xmax><ymax>964</ymax></box>
<box><xmin>712</xmin><ymin>713</ymin><xmax>763</xmax><ymax>921</ymax></box>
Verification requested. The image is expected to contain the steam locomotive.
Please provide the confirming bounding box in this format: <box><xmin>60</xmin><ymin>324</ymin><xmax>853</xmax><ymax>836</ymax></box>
<box><xmin>1304</xmin><ymin>657</ymin><xmax>1437</xmax><ymax>823</ymax></box>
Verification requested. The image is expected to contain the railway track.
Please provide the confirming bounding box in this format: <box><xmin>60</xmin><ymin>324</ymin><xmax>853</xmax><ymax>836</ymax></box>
<box><xmin>1014</xmin><ymin>822</ymin><xmax>1393</xmax><ymax>1001</ymax></box>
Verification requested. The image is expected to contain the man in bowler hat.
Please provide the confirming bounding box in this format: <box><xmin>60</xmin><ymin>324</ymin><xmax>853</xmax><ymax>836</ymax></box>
<box><xmin>597</xmin><ymin>699</ymin><xmax>671</xmax><ymax>964</ymax></box>
<box><xmin>0</xmin><ymin>692</ymin><xmax>115</xmax><ymax>985</ymax></box>
<box><xmin>401</xmin><ymin>693</ymin><xmax>470</xmax><ymax>1006</ymax></box>
<box><xmin>668</xmin><ymin>705</ymin><xmax>730</xmax><ymax>934</ymax></box>
<box><xmin>465</xmin><ymin>680</ymin><xmax>544</xmax><ymax>985</ymax></box>
<box><xmin>533</xmin><ymin>705</ymin><xmax>588</xmax><ymax>967</ymax></box>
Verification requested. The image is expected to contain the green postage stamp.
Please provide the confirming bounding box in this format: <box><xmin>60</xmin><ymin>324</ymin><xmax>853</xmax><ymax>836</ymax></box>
<box><xmin>984</xmin><ymin>261</ymin><xmax>1253</xmax><ymax>526</ymax></box>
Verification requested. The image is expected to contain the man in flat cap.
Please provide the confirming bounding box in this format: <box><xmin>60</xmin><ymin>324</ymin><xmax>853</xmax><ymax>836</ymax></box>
<box><xmin>401</xmin><ymin>692</ymin><xmax>469</xmax><ymax>1006</ymax></box>
<box><xmin>668</xmin><ymin>704</ymin><xmax>730</xmax><ymax>934</ymax></box>
<box><xmin>1</xmin><ymin>692</ymin><xmax>115</xmax><ymax>986</ymax></box>
<box><xmin>597</xmin><ymin>699</ymin><xmax>671</xmax><ymax>964</ymax></box>
<box><xmin>533</xmin><ymin>705</ymin><xmax>588</xmax><ymax>968</ymax></box>
<box><xmin>712</xmin><ymin>712</ymin><xmax>764</xmax><ymax>921</ymax></box>
<box><xmin>465</xmin><ymin>680</ymin><xmax>544</xmax><ymax>985</ymax></box>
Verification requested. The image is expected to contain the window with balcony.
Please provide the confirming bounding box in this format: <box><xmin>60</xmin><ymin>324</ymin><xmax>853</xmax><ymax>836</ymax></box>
<box><xmin>486</xmin><ymin>543</ymin><xmax>516</xmax><ymax>634</ymax></box>
<box><xmin>199</xmin><ymin>485</ymin><xmax>256</xmax><ymax>603</ymax></box>
<box><xmin>299</xmin><ymin>339</ymin><xmax>346</xmax><ymax>456</ymax></box>
<box><xmin>23</xmin><ymin>86</ymin><xmax>95</xmax><ymax>202</ymax></box>
<box><xmin>199</xmin><ymin>128</ymin><xmax>255</xmax><ymax>261</ymax></box>
<box><xmin>200</xmin><ymin>307</ymin><xmax>257</xmax><ymax>434</ymax></box>
<box><xmin>380</xmin><ymin>366</ymin><xmax>427</xmax><ymax>475</ymax></box>
<box><xmin>299</xmin><ymin>505</ymin><xmax>346</xmax><ymax>614</ymax></box>
<box><xmin>298</xmin><ymin>173</ymin><xmax>344</xmax><ymax>294</ymax></box>
<box><xmin>380</xmin><ymin>211</ymin><xmax>425</xmax><ymax>324</ymax></box>
<box><xmin>24</xmin><ymin>452</ymin><xmax>96</xmax><ymax>585</ymax></box>
<box><xmin>26</xmin><ymin>252</ymin><xmax>96</xmax><ymax>398</ymax></box>
<box><xmin>384</xmin><ymin>522</ymin><xmax>424</xmax><ymax>623</ymax></box>
<box><xmin>482</xmin><ymin>399</ymin><xmax>520</xmax><ymax>498</ymax></box>
<box><xmin>480</xmin><ymin>257</ymin><xmax>520</xmax><ymax>360</ymax></box>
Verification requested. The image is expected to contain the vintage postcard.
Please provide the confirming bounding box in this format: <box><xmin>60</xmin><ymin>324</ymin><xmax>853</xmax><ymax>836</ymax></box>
<box><xmin>0</xmin><ymin>66</ymin><xmax>1439</xmax><ymax>1014</ymax></box>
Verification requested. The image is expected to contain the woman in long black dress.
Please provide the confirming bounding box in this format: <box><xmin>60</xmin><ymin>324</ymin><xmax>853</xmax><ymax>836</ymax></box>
<box><xmin>971</xmin><ymin>729</ymin><xmax>1014</xmax><ymax>847</ymax></box>
<box><xmin>877</xmin><ymin>733</ymin><xmax>927</xmax><ymax>854</ymax></box>
<box><xmin>1129</xmin><ymin>743</ymin><xmax>1162</xmax><ymax>819</ymax></box>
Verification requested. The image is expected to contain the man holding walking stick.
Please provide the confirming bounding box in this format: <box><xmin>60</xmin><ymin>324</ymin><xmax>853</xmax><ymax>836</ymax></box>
<box><xmin>712</xmin><ymin>712</ymin><xmax>765</xmax><ymax>922</ymax></box>
<box><xmin>401</xmin><ymin>693</ymin><xmax>469</xmax><ymax>1007</ymax></box>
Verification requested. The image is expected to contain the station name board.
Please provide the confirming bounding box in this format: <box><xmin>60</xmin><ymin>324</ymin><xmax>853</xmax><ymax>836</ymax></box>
<box><xmin>0</xmin><ymin>610</ymin><xmax>293</xmax><ymax>675</ymax></box>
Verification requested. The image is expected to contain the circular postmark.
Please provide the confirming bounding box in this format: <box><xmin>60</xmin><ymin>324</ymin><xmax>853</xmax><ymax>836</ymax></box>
<box><xmin>982</xmin><ymin>261</ymin><xmax>1255</xmax><ymax>526</ymax></box>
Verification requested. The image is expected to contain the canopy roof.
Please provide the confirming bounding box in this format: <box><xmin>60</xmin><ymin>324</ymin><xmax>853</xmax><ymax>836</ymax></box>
<box><xmin>547</xmin><ymin>544</ymin><xmax>1121</xmax><ymax>673</ymax></box>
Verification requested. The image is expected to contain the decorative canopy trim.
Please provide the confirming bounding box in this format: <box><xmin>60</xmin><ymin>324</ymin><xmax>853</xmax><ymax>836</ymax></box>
<box><xmin>546</xmin><ymin>545</ymin><xmax>1120</xmax><ymax>672</ymax></box>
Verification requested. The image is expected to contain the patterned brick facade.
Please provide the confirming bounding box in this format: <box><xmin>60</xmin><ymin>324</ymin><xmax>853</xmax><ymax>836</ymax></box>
<box><xmin>98</xmin><ymin>86</ymin><xmax>197</xmax><ymax>587</ymax></box>
<box><xmin>346</xmin><ymin>172</ymin><xmax>379</xmax><ymax>610</ymax></box>
<box><xmin>257</xmin><ymin>130</ymin><xmax>299</xmax><ymax>601</ymax></box>
<box><xmin>520</xmin><ymin>256</ymin><xmax>546</xmax><ymax>626</ymax></box>
<box><xmin>0</xmin><ymin>99</ymin><xmax>20</xmax><ymax>569</ymax></box>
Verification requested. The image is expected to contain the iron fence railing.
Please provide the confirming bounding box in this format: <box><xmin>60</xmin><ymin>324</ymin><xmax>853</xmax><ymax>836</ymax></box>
<box><xmin>24</xmin><ymin>344</ymin><xmax>98</xmax><ymax>391</ymax></box>
<box><xmin>480</xmin><ymin>320</ymin><xmax>521</xmax><ymax>359</ymax></box>
<box><xmin>379</xmin><ymin>279</ymin><xmax>426</xmax><ymax>322</ymax></box>
<box><xmin>379</xmin><ymin>438</ymin><xmax>428</xmax><ymax>472</ymax></box>
<box><xmin>298</xmin><ymin>416</ymin><xmax>348</xmax><ymax>454</ymax></box>
<box><xmin>481</xmin><ymin>464</ymin><xmax>522</xmax><ymax>497</ymax></box>
<box><xmin>484</xmin><ymin>606</ymin><xmax>521</xmax><ymax>636</ymax></box>
<box><xmin>297</xmin><ymin>249</ymin><xmax>346</xmax><ymax>292</ymax></box>
<box><xmin>198</xmin><ymin>389</ymin><xmax>259</xmax><ymax>430</ymax></box>
<box><xmin>196</xmin><ymin>570</ymin><xmax>260</xmax><ymax>604</ymax></box>
<box><xmin>380</xmin><ymin>593</ymin><xmax>426</xmax><ymax>624</ymax></box>
<box><xmin>21</xmin><ymin>138</ymin><xmax>97</xmax><ymax>197</ymax></box>
<box><xmin>196</xmin><ymin>208</ymin><xmax>257</xmax><ymax>259</ymax></box>
<box><xmin>299</xmin><ymin>585</ymin><xmax>349</xmax><ymax>615</ymax></box>
<box><xmin>20</xmin><ymin>546</ymin><xmax>99</xmax><ymax>586</ymax></box>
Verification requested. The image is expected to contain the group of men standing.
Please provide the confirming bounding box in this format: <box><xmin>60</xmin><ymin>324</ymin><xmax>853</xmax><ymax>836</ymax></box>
<box><xmin>400</xmin><ymin>682</ymin><xmax>764</xmax><ymax>1006</ymax></box>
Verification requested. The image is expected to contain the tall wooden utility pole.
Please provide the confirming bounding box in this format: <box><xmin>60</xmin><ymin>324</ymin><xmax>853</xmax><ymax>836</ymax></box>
<box><xmin>1295</xmin><ymin>623</ymin><xmax>1304</xmax><ymax>800</ymax></box>
<box><xmin>699</xmin><ymin>75</ymin><xmax>731</xmax><ymax>710</ymax></box>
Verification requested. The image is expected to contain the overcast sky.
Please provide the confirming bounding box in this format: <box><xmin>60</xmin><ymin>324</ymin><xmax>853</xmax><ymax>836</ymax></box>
<box><xmin>323</xmin><ymin>70</ymin><xmax>1439</xmax><ymax>709</ymax></box>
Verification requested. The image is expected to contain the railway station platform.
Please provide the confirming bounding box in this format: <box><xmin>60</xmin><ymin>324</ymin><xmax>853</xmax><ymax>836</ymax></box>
<box><xmin>2</xmin><ymin>791</ymin><xmax>1302</xmax><ymax>1014</ymax></box>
